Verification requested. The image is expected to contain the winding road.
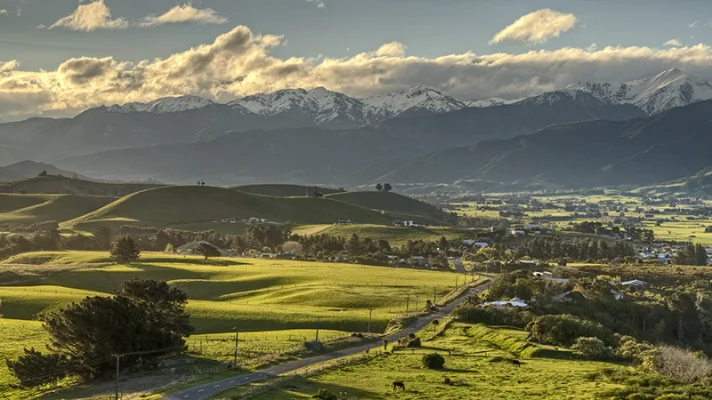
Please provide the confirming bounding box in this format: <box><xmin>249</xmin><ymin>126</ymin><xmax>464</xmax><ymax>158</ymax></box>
<box><xmin>163</xmin><ymin>281</ymin><xmax>490</xmax><ymax>400</ymax></box>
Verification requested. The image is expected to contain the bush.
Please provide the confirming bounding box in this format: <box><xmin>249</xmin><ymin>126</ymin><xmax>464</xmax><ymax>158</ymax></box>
<box><xmin>643</xmin><ymin>345</ymin><xmax>712</xmax><ymax>384</ymax></box>
<box><xmin>525</xmin><ymin>314</ymin><xmax>614</xmax><ymax>346</ymax></box>
<box><xmin>110</xmin><ymin>235</ymin><xmax>141</xmax><ymax>264</ymax></box>
<box><xmin>312</xmin><ymin>389</ymin><xmax>337</xmax><ymax>400</ymax></box>
<box><xmin>615</xmin><ymin>336</ymin><xmax>654</xmax><ymax>363</ymax></box>
<box><xmin>453</xmin><ymin>304</ymin><xmax>534</xmax><ymax>328</ymax></box>
<box><xmin>572</xmin><ymin>337</ymin><xmax>614</xmax><ymax>360</ymax></box>
<box><xmin>422</xmin><ymin>353</ymin><xmax>445</xmax><ymax>369</ymax></box>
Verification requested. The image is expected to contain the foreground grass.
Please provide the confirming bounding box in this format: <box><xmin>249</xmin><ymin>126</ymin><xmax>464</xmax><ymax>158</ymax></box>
<box><xmin>216</xmin><ymin>323</ymin><xmax>626</xmax><ymax>400</ymax></box>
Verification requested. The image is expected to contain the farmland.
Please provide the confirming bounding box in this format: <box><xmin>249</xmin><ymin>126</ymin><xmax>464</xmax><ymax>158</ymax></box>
<box><xmin>217</xmin><ymin>323</ymin><xmax>627</xmax><ymax>400</ymax></box>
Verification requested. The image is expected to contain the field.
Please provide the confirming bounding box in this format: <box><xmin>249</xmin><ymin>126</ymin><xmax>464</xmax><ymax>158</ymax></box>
<box><xmin>292</xmin><ymin>224</ymin><xmax>476</xmax><ymax>246</ymax></box>
<box><xmin>0</xmin><ymin>175</ymin><xmax>162</xmax><ymax>196</ymax></box>
<box><xmin>62</xmin><ymin>186</ymin><xmax>400</xmax><ymax>231</ymax></box>
<box><xmin>218</xmin><ymin>323</ymin><xmax>626</xmax><ymax>400</ymax></box>
<box><xmin>0</xmin><ymin>252</ymin><xmax>460</xmax><ymax>333</ymax></box>
<box><xmin>325</xmin><ymin>191</ymin><xmax>452</xmax><ymax>225</ymax></box>
<box><xmin>0</xmin><ymin>193</ymin><xmax>116</xmax><ymax>226</ymax></box>
<box><xmin>234</xmin><ymin>184</ymin><xmax>343</xmax><ymax>197</ymax></box>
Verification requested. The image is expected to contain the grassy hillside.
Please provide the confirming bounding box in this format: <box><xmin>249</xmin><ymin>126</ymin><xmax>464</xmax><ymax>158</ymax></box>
<box><xmin>326</xmin><ymin>191</ymin><xmax>451</xmax><ymax>225</ymax></box>
<box><xmin>0</xmin><ymin>175</ymin><xmax>162</xmax><ymax>196</ymax></box>
<box><xmin>0</xmin><ymin>251</ymin><xmax>459</xmax><ymax>334</ymax></box>
<box><xmin>292</xmin><ymin>224</ymin><xmax>475</xmax><ymax>246</ymax></box>
<box><xmin>221</xmin><ymin>322</ymin><xmax>626</xmax><ymax>400</ymax></box>
<box><xmin>235</xmin><ymin>184</ymin><xmax>343</xmax><ymax>197</ymax></box>
<box><xmin>0</xmin><ymin>161</ymin><xmax>84</xmax><ymax>182</ymax></box>
<box><xmin>64</xmin><ymin>186</ymin><xmax>394</xmax><ymax>230</ymax></box>
<box><xmin>0</xmin><ymin>194</ymin><xmax>116</xmax><ymax>226</ymax></box>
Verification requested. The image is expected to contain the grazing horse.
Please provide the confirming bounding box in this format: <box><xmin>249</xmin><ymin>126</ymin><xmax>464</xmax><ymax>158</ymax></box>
<box><xmin>393</xmin><ymin>381</ymin><xmax>406</xmax><ymax>391</ymax></box>
<box><xmin>511</xmin><ymin>359</ymin><xmax>521</xmax><ymax>367</ymax></box>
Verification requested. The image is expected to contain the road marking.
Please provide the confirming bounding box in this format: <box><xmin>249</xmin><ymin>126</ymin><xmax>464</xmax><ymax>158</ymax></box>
<box><xmin>183</xmin><ymin>396</ymin><xmax>189</xmax><ymax>399</ymax></box>
<box><xmin>214</xmin><ymin>384</ymin><xmax>220</xmax><ymax>388</ymax></box>
<box><xmin>230</xmin><ymin>380</ymin><xmax>235</xmax><ymax>383</ymax></box>
<box><xmin>198</xmin><ymin>389</ymin><xmax>204</xmax><ymax>393</ymax></box>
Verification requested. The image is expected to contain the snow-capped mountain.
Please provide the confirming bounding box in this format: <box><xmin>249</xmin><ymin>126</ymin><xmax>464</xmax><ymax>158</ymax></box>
<box><xmin>107</xmin><ymin>95</ymin><xmax>216</xmax><ymax>114</ymax></box>
<box><xmin>228</xmin><ymin>87</ymin><xmax>366</xmax><ymax>126</ymax></box>
<box><xmin>466</xmin><ymin>98</ymin><xmax>518</xmax><ymax>108</ymax></box>
<box><xmin>561</xmin><ymin>68</ymin><xmax>712</xmax><ymax>115</ymax></box>
<box><xmin>362</xmin><ymin>86</ymin><xmax>467</xmax><ymax>121</ymax></box>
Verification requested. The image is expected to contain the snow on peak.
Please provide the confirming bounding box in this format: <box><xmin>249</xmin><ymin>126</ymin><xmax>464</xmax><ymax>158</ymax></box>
<box><xmin>466</xmin><ymin>97</ymin><xmax>519</xmax><ymax>108</ymax></box>
<box><xmin>109</xmin><ymin>95</ymin><xmax>214</xmax><ymax>114</ymax></box>
<box><xmin>362</xmin><ymin>86</ymin><xmax>466</xmax><ymax>120</ymax></box>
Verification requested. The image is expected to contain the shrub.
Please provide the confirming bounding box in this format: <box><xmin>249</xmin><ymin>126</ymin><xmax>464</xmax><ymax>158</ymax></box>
<box><xmin>643</xmin><ymin>345</ymin><xmax>712</xmax><ymax>384</ymax></box>
<box><xmin>616</xmin><ymin>336</ymin><xmax>654</xmax><ymax>363</ymax></box>
<box><xmin>525</xmin><ymin>314</ymin><xmax>614</xmax><ymax>346</ymax></box>
<box><xmin>453</xmin><ymin>304</ymin><xmax>534</xmax><ymax>328</ymax></box>
<box><xmin>422</xmin><ymin>353</ymin><xmax>445</xmax><ymax>369</ymax></box>
<box><xmin>572</xmin><ymin>337</ymin><xmax>614</xmax><ymax>360</ymax></box>
<box><xmin>312</xmin><ymin>389</ymin><xmax>337</xmax><ymax>400</ymax></box>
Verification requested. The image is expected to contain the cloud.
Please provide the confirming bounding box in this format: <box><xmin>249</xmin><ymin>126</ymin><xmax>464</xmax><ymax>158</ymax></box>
<box><xmin>139</xmin><ymin>5</ymin><xmax>228</xmax><ymax>27</ymax></box>
<box><xmin>375</xmin><ymin>42</ymin><xmax>407</xmax><ymax>57</ymax></box>
<box><xmin>664</xmin><ymin>39</ymin><xmax>683</xmax><ymax>47</ymax></box>
<box><xmin>689</xmin><ymin>21</ymin><xmax>700</xmax><ymax>29</ymax></box>
<box><xmin>307</xmin><ymin>0</ymin><xmax>325</xmax><ymax>8</ymax></box>
<box><xmin>48</xmin><ymin>0</ymin><xmax>128</xmax><ymax>31</ymax></box>
<box><xmin>490</xmin><ymin>9</ymin><xmax>577</xmax><ymax>45</ymax></box>
<box><xmin>0</xmin><ymin>9</ymin><xmax>7</xmax><ymax>16</ymax></box>
<box><xmin>5</xmin><ymin>25</ymin><xmax>712</xmax><ymax>120</ymax></box>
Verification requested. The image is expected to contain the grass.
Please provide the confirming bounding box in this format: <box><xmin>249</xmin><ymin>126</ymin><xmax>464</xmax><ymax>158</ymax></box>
<box><xmin>325</xmin><ymin>191</ymin><xmax>451</xmax><ymax>225</ymax></box>
<box><xmin>0</xmin><ymin>319</ymin><xmax>52</xmax><ymax>397</ymax></box>
<box><xmin>291</xmin><ymin>224</ymin><xmax>475</xmax><ymax>246</ymax></box>
<box><xmin>0</xmin><ymin>175</ymin><xmax>161</xmax><ymax>197</ymax></box>
<box><xmin>234</xmin><ymin>184</ymin><xmax>342</xmax><ymax>197</ymax></box>
<box><xmin>0</xmin><ymin>251</ymin><xmax>459</xmax><ymax>334</ymax></box>
<box><xmin>215</xmin><ymin>323</ymin><xmax>626</xmax><ymax>400</ymax></box>
<box><xmin>63</xmin><ymin>186</ymin><xmax>396</xmax><ymax>230</ymax></box>
<box><xmin>0</xmin><ymin>194</ymin><xmax>116</xmax><ymax>226</ymax></box>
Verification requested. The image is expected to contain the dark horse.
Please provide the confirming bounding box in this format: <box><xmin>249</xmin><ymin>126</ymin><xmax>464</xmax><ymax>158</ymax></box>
<box><xmin>511</xmin><ymin>359</ymin><xmax>521</xmax><ymax>367</ymax></box>
<box><xmin>393</xmin><ymin>381</ymin><xmax>406</xmax><ymax>391</ymax></box>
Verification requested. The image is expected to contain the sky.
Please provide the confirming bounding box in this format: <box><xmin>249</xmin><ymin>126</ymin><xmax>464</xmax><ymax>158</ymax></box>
<box><xmin>3</xmin><ymin>0</ymin><xmax>712</xmax><ymax>119</ymax></box>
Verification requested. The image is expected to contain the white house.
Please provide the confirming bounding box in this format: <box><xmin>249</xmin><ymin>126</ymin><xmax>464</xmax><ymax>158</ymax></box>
<box><xmin>621</xmin><ymin>280</ymin><xmax>648</xmax><ymax>289</ymax></box>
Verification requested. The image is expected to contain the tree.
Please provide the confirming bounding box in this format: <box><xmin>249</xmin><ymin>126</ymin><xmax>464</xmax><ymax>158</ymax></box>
<box><xmin>312</xmin><ymin>389</ymin><xmax>338</xmax><ymax>400</ymax></box>
<box><xmin>93</xmin><ymin>227</ymin><xmax>113</xmax><ymax>250</ymax></box>
<box><xmin>6</xmin><ymin>348</ymin><xmax>69</xmax><ymax>388</ymax></box>
<box><xmin>376</xmin><ymin>183</ymin><xmax>383</xmax><ymax>192</ymax></box>
<box><xmin>422</xmin><ymin>353</ymin><xmax>445</xmax><ymax>369</ymax></box>
<box><xmin>345</xmin><ymin>234</ymin><xmax>362</xmax><ymax>257</ymax></box>
<box><xmin>30</xmin><ymin>279</ymin><xmax>193</xmax><ymax>381</ymax></box>
<box><xmin>110</xmin><ymin>235</ymin><xmax>141</xmax><ymax>264</ymax></box>
<box><xmin>196</xmin><ymin>243</ymin><xmax>221</xmax><ymax>263</ymax></box>
<box><xmin>282</xmin><ymin>241</ymin><xmax>304</xmax><ymax>255</ymax></box>
<box><xmin>38</xmin><ymin>170</ymin><xmax>47</xmax><ymax>177</ymax></box>
<box><xmin>383</xmin><ymin>183</ymin><xmax>393</xmax><ymax>192</ymax></box>
<box><xmin>571</xmin><ymin>337</ymin><xmax>613</xmax><ymax>360</ymax></box>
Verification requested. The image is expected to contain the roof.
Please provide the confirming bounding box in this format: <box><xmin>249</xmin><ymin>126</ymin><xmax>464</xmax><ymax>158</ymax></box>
<box><xmin>621</xmin><ymin>279</ymin><xmax>647</xmax><ymax>287</ymax></box>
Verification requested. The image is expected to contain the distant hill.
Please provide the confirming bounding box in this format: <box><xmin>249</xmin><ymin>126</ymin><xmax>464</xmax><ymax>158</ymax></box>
<box><xmin>0</xmin><ymin>175</ymin><xmax>163</xmax><ymax>196</ymax></box>
<box><xmin>235</xmin><ymin>184</ymin><xmax>344</xmax><ymax>197</ymax></box>
<box><xmin>0</xmin><ymin>161</ymin><xmax>86</xmax><ymax>182</ymax></box>
<box><xmin>0</xmin><ymin>194</ymin><xmax>117</xmax><ymax>227</ymax></box>
<box><xmin>369</xmin><ymin>99</ymin><xmax>712</xmax><ymax>190</ymax></box>
<box><xmin>64</xmin><ymin>186</ymin><xmax>395</xmax><ymax>230</ymax></box>
<box><xmin>325</xmin><ymin>191</ymin><xmax>453</xmax><ymax>225</ymax></box>
<box><xmin>634</xmin><ymin>168</ymin><xmax>712</xmax><ymax>197</ymax></box>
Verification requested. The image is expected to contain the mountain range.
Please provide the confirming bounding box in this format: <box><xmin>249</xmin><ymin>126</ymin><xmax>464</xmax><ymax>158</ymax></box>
<box><xmin>1</xmin><ymin>68</ymin><xmax>711</xmax><ymax>190</ymax></box>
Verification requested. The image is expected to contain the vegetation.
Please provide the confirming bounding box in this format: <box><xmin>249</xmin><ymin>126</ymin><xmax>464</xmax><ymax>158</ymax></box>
<box><xmin>109</xmin><ymin>235</ymin><xmax>141</xmax><ymax>263</ymax></box>
<box><xmin>421</xmin><ymin>352</ymin><xmax>445</xmax><ymax>369</ymax></box>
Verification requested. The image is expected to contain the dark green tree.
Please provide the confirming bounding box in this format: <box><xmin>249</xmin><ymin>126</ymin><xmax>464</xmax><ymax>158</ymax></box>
<box><xmin>383</xmin><ymin>183</ymin><xmax>393</xmax><ymax>192</ymax></box>
<box><xmin>110</xmin><ymin>235</ymin><xmax>141</xmax><ymax>264</ymax></box>
<box><xmin>196</xmin><ymin>242</ymin><xmax>221</xmax><ymax>263</ymax></box>
<box><xmin>376</xmin><ymin>183</ymin><xmax>383</xmax><ymax>192</ymax></box>
<box><xmin>345</xmin><ymin>234</ymin><xmax>362</xmax><ymax>257</ymax></box>
<box><xmin>6</xmin><ymin>348</ymin><xmax>69</xmax><ymax>388</ymax></box>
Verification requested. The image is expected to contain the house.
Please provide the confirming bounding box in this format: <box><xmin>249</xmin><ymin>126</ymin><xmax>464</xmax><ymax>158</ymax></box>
<box><xmin>482</xmin><ymin>298</ymin><xmax>529</xmax><ymax>309</ymax></box>
<box><xmin>336</xmin><ymin>220</ymin><xmax>353</xmax><ymax>225</ymax></box>
<box><xmin>394</xmin><ymin>220</ymin><xmax>415</xmax><ymax>227</ymax></box>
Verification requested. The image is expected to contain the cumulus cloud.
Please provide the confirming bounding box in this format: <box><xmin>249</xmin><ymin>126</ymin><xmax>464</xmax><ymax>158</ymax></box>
<box><xmin>308</xmin><ymin>0</ymin><xmax>325</xmax><ymax>8</ymax></box>
<box><xmin>5</xmin><ymin>25</ymin><xmax>712</xmax><ymax>120</ymax></box>
<box><xmin>664</xmin><ymin>39</ymin><xmax>683</xmax><ymax>47</ymax></box>
<box><xmin>490</xmin><ymin>9</ymin><xmax>577</xmax><ymax>45</ymax></box>
<box><xmin>375</xmin><ymin>42</ymin><xmax>407</xmax><ymax>57</ymax></box>
<box><xmin>139</xmin><ymin>5</ymin><xmax>228</xmax><ymax>27</ymax></box>
<box><xmin>0</xmin><ymin>9</ymin><xmax>7</xmax><ymax>16</ymax></box>
<box><xmin>48</xmin><ymin>0</ymin><xmax>128</xmax><ymax>31</ymax></box>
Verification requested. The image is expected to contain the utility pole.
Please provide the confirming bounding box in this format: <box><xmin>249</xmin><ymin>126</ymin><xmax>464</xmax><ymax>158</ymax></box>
<box><xmin>368</xmin><ymin>309</ymin><xmax>373</xmax><ymax>333</ymax></box>
<box><xmin>433</xmin><ymin>287</ymin><xmax>437</xmax><ymax>305</ymax></box>
<box><xmin>415</xmin><ymin>296</ymin><xmax>419</xmax><ymax>313</ymax></box>
<box><xmin>405</xmin><ymin>295</ymin><xmax>410</xmax><ymax>315</ymax></box>
<box><xmin>114</xmin><ymin>354</ymin><xmax>122</xmax><ymax>400</ymax></box>
<box><xmin>315</xmin><ymin>317</ymin><xmax>321</xmax><ymax>341</ymax></box>
<box><xmin>232</xmin><ymin>327</ymin><xmax>239</xmax><ymax>368</ymax></box>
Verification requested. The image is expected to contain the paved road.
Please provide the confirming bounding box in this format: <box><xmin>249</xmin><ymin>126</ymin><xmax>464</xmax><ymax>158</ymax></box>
<box><xmin>163</xmin><ymin>281</ymin><xmax>490</xmax><ymax>400</ymax></box>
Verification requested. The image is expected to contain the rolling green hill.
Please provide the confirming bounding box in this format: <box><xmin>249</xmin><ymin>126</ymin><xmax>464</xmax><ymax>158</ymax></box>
<box><xmin>326</xmin><ymin>191</ymin><xmax>452</xmax><ymax>225</ymax></box>
<box><xmin>64</xmin><ymin>186</ymin><xmax>395</xmax><ymax>230</ymax></box>
<box><xmin>0</xmin><ymin>175</ymin><xmax>163</xmax><ymax>196</ymax></box>
<box><xmin>235</xmin><ymin>184</ymin><xmax>343</xmax><ymax>197</ymax></box>
<box><xmin>0</xmin><ymin>194</ymin><xmax>117</xmax><ymax>226</ymax></box>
